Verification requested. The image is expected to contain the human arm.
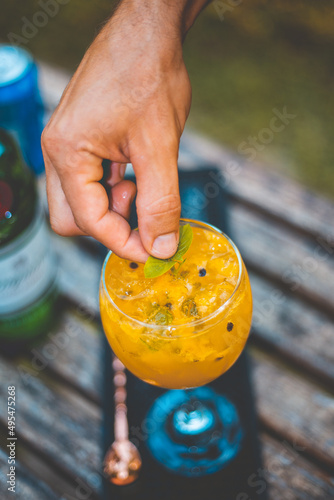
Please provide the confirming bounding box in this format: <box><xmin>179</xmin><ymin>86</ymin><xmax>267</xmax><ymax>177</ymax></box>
<box><xmin>42</xmin><ymin>0</ymin><xmax>210</xmax><ymax>261</ymax></box>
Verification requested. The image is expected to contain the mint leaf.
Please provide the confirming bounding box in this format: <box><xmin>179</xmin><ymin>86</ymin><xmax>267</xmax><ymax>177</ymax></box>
<box><xmin>173</xmin><ymin>224</ymin><xmax>193</xmax><ymax>262</ymax></box>
<box><xmin>143</xmin><ymin>258</ymin><xmax>175</xmax><ymax>279</ymax></box>
<box><xmin>144</xmin><ymin>224</ymin><xmax>193</xmax><ymax>279</ymax></box>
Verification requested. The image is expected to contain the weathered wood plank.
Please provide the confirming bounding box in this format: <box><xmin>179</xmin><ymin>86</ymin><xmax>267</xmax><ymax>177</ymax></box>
<box><xmin>231</xmin><ymin>203</ymin><xmax>334</xmax><ymax>316</ymax></box>
<box><xmin>13</xmin><ymin>442</ymin><xmax>93</xmax><ymax>500</ymax></box>
<box><xmin>53</xmin><ymin>234</ymin><xmax>103</xmax><ymax>315</ymax></box>
<box><xmin>250</xmin><ymin>271</ymin><xmax>334</xmax><ymax>387</ymax></box>
<box><xmin>261</xmin><ymin>434</ymin><xmax>334</xmax><ymax>500</ymax></box>
<box><xmin>179</xmin><ymin>131</ymin><xmax>334</xmax><ymax>247</ymax></box>
<box><xmin>0</xmin><ymin>447</ymin><xmax>59</xmax><ymax>500</ymax></box>
<box><xmin>252</xmin><ymin>349</ymin><xmax>334</xmax><ymax>471</ymax></box>
<box><xmin>0</xmin><ymin>358</ymin><xmax>102</xmax><ymax>496</ymax></box>
<box><xmin>30</xmin><ymin>307</ymin><xmax>103</xmax><ymax>404</ymax></box>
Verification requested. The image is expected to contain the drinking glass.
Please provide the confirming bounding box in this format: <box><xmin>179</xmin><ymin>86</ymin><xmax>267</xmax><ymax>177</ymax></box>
<box><xmin>100</xmin><ymin>219</ymin><xmax>252</xmax><ymax>476</ymax></box>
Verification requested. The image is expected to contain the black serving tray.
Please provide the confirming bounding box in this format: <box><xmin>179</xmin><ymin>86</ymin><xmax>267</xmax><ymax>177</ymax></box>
<box><xmin>102</xmin><ymin>168</ymin><xmax>267</xmax><ymax>500</ymax></box>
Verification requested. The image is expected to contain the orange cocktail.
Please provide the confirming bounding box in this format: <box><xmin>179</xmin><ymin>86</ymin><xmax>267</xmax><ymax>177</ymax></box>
<box><xmin>100</xmin><ymin>219</ymin><xmax>252</xmax><ymax>389</ymax></box>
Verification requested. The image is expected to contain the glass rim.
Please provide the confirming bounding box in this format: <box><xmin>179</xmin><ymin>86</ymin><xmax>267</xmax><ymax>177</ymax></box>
<box><xmin>100</xmin><ymin>218</ymin><xmax>243</xmax><ymax>334</ymax></box>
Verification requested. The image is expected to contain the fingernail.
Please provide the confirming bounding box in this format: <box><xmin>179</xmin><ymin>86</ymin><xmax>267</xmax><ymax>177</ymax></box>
<box><xmin>152</xmin><ymin>232</ymin><xmax>178</xmax><ymax>258</ymax></box>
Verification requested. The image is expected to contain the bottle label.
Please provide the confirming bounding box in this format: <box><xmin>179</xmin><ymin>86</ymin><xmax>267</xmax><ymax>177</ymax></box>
<box><xmin>0</xmin><ymin>207</ymin><xmax>57</xmax><ymax>316</ymax></box>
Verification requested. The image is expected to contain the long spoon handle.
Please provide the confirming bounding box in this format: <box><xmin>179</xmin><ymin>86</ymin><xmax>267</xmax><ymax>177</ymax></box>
<box><xmin>112</xmin><ymin>356</ymin><xmax>129</xmax><ymax>442</ymax></box>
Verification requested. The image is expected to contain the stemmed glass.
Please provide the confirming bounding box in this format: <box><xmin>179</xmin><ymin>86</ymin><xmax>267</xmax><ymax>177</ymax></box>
<box><xmin>100</xmin><ymin>219</ymin><xmax>252</xmax><ymax>477</ymax></box>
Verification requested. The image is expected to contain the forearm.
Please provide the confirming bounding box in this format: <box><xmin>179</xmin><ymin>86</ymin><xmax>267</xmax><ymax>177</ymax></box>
<box><xmin>114</xmin><ymin>0</ymin><xmax>210</xmax><ymax>41</ymax></box>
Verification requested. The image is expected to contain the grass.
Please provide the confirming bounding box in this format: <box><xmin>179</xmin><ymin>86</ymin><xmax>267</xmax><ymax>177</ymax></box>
<box><xmin>1</xmin><ymin>1</ymin><xmax>333</xmax><ymax>198</ymax></box>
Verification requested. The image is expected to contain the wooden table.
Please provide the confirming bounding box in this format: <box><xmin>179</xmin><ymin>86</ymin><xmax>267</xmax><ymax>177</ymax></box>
<box><xmin>0</xmin><ymin>65</ymin><xmax>334</xmax><ymax>500</ymax></box>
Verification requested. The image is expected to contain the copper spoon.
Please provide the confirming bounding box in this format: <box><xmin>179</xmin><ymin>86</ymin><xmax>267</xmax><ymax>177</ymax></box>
<box><xmin>103</xmin><ymin>356</ymin><xmax>142</xmax><ymax>485</ymax></box>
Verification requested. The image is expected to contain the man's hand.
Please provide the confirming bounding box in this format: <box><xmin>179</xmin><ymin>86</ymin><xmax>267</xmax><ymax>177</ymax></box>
<box><xmin>42</xmin><ymin>0</ymin><xmax>208</xmax><ymax>262</ymax></box>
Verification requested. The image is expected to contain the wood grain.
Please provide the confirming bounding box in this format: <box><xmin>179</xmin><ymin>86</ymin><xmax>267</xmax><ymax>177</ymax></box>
<box><xmin>0</xmin><ymin>447</ymin><xmax>59</xmax><ymax>500</ymax></box>
<box><xmin>179</xmin><ymin>131</ymin><xmax>334</xmax><ymax>247</ymax></box>
<box><xmin>261</xmin><ymin>434</ymin><xmax>334</xmax><ymax>500</ymax></box>
<box><xmin>231</xmin><ymin>203</ymin><xmax>334</xmax><ymax>316</ymax></box>
<box><xmin>0</xmin><ymin>357</ymin><xmax>102</xmax><ymax>497</ymax></box>
<box><xmin>53</xmin><ymin>235</ymin><xmax>103</xmax><ymax>315</ymax></box>
<box><xmin>250</xmin><ymin>272</ymin><xmax>334</xmax><ymax>387</ymax></box>
<box><xmin>31</xmin><ymin>307</ymin><xmax>103</xmax><ymax>404</ymax></box>
<box><xmin>252</xmin><ymin>349</ymin><xmax>334</xmax><ymax>471</ymax></box>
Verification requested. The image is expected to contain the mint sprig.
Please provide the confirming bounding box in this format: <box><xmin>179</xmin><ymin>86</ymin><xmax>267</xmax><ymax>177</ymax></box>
<box><xmin>144</xmin><ymin>224</ymin><xmax>193</xmax><ymax>279</ymax></box>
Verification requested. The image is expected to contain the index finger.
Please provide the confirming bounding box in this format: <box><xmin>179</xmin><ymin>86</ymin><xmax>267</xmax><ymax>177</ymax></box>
<box><xmin>56</xmin><ymin>150</ymin><xmax>149</xmax><ymax>262</ymax></box>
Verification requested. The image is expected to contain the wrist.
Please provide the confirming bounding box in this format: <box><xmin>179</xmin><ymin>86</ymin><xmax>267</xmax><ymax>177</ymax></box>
<box><xmin>115</xmin><ymin>0</ymin><xmax>208</xmax><ymax>40</ymax></box>
<box><xmin>99</xmin><ymin>0</ymin><xmax>184</xmax><ymax>70</ymax></box>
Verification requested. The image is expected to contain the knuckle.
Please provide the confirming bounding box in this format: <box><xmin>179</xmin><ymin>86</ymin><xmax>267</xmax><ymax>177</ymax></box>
<box><xmin>41</xmin><ymin>126</ymin><xmax>52</xmax><ymax>150</ymax></box>
<box><xmin>42</xmin><ymin>120</ymin><xmax>75</xmax><ymax>156</ymax></box>
<box><xmin>42</xmin><ymin>125</ymin><xmax>64</xmax><ymax>155</ymax></box>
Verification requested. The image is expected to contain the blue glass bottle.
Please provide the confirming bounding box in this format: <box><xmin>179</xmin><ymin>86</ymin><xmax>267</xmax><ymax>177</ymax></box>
<box><xmin>0</xmin><ymin>45</ymin><xmax>45</xmax><ymax>175</ymax></box>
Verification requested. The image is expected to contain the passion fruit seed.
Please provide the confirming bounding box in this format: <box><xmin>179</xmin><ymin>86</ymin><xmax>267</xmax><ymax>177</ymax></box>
<box><xmin>227</xmin><ymin>322</ymin><xmax>234</xmax><ymax>332</ymax></box>
<box><xmin>199</xmin><ymin>268</ymin><xmax>206</xmax><ymax>277</ymax></box>
<box><xmin>153</xmin><ymin>309</ymin><xmax>173</xmax><ymax>325</ymax></box>
<box><xmin>165</xmin><ymin>302</ymin><xmax>172</xmax><ymax>310</ymax></box>
<box><xmin>181</xmin><ymin>298</ymin><xmax>198</xmax><ymax>317</ymax></box>
<box><xmin>129</xmin><ymin>262</ymin><xmax>138</xmax><ymax>269</ymax></box>
<box><xmin>148</xmin><ymin>304</ymin><xmax>174</xmax><ymax>325</ymax></box>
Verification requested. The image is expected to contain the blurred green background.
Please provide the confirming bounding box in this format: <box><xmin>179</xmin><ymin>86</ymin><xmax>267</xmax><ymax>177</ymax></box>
<box><xmin>1</xmin><ymin>0</ymin><xmax>333</xmax><ymax>197</ymax></box>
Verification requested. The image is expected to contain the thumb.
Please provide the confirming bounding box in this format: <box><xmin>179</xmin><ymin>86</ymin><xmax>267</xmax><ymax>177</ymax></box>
<box><xmin>133</xmin><ymin>150</ymin><xmax>181</xmax><ymax>259</ymax></box>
